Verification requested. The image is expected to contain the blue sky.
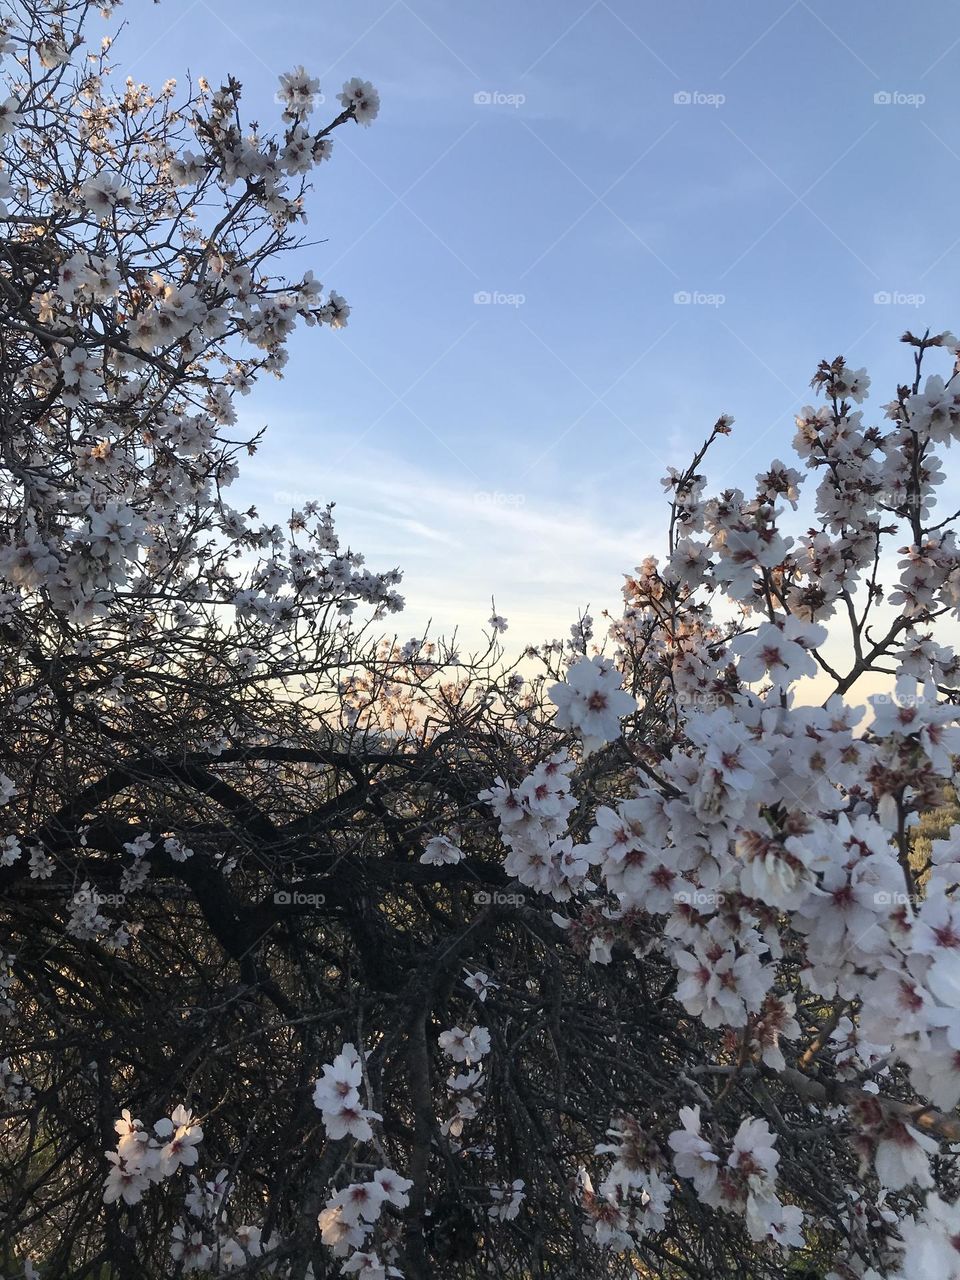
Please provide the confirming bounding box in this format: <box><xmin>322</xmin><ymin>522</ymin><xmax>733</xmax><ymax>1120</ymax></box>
<box><xmin>124</xmin><ymin>0</ymin><xmax>960</xmax><ymax>647</ymax></box>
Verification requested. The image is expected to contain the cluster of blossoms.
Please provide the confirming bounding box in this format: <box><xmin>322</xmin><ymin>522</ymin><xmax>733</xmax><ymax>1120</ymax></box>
<box><xmin>437</xmin><ymin>1024</ymin><xmax>491</xmax><ymax>1064</ymax></box>
<box><xmin>481</xmin><ymin>751</ymin><xmax>589</xmax><ymax>899</ymax></box>
<box><xmin>441</xmin><ymin>1062</ymin><xmax>485</xmax><ymax>1141</ymax></box>
<box><xmin>669</xmin><ymin>1109</ymin><xmax>802</xmax><ymax>1247</ymax></box>
<box><xmin>438</xmin><ymin>1024</ymin><xmax>491</xmax><ymax>1142</ymax></box>
<box><xmin>100</xmin><ymin>1056</ymin><xmax>405</xmax><ymax>1279</ymax></box>
<box><xmin>0</xmin><ymin>18</ymin><xmax>408</xmax><ymax>1263</ymax></box>
<box><xmin>0</xmin><ymin>6</ymin><xmax>400</xmax><ymax>630</ymax></box>
<box><xmin>66</xmin><ymin>881</ymin><xmax>129</xmax><ymax>949</ymax></box>
<box><xmin>584</xmin><ymin>1098</ymin><xmax>801</xmax><ymax>1253</ymax></box>
<box><xmin>11</xmin><ymin>1</ymin><xmax>960</xmax><ymax>1275</ymax></box>
<box><xmin>0</xmin><ymin>951</ymin><xmax>17</xmax><ymax>1025</ymax></box>
<box><xmin>169</xmin><ymin>1169</ymin><xmax>281</xmax><ymax>1274</ymax></box>
<box><xmin>312</xmin><ymin>1043</ymin><xmax>381</xmax><ymax>1142</ymax></box>
<box><xmin>318</xmin><ymin>1169</ymin><xmax>411</xmax><ymax>1278</ymax></box>
<box><xmin>583</xmin><ymin>1115</ymin><xmax>673</xmax><ymax>1248</ymax></box>
<box><xmin>548</xmin><ymin>654</ymin><xmax>637</xmax><ymax>754</ymax></box>
<box><xmin>312</xmin><ymin>1046</ymin><xmax>410</xmax><ymax>1278</ymax></box>
<box><xmin>103</xmin><ymin>1105</ymin><xmax>203</xmax><ymax>1206</ymax></box>
<box><xmin>479</xmin><ymin>338</ymin><xmax>960</xmax><ymax>1273</ymax></box>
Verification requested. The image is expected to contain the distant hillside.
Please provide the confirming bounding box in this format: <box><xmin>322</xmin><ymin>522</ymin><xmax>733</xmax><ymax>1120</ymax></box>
<box><xmin>912</xmin><ymin>786</ymin><xmax>960</xmax><ymax>883</ymax></box>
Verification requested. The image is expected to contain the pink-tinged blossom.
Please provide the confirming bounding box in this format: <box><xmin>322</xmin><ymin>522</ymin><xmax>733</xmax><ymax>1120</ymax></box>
<box><xmin>373</xmin><ymin>1167</ymin><xmax>412</xmax><ymax>1209</ymax></box>
<box><xmin>169</xmin><ymin>1224</ymin><xmax>213</xmax><ymax>1272</ymax></box>
<box><xmin>668</xmin><ymin>1106</ymin><xmax>720</xmax><ymax>1201</ymax></box>
<box><xmin>728</xmin><ymin>1116</ymin><xmax>780</xmax><ymax>1182</ymax></box>
<box><xmin>337</xmin><ymin>78</ymin><xmax>380</xmax><ymax>126</ymax></box>
<box><xmin>103</xmin><ymin>1104</ymin><xmax>202</xmax><ymax>1205</ymax></box>
<box><xmin>745</xmin><ymin>1190</ymin><xmax>804</xmax><ymax>1248</ymax></box>
<box><xmin>873</xmin><ymin>1119</ymin><xmax>938</xmax><ymax>1191</ymax></box>
<box><xmin>277</xmin><ymin>66</ymin><xmax>321</xmax><ymax>117</ymax></box>
<box><xmin>420</xmin><ymin>835</ymin><xmax>462</xmax><ymax>865</ymax></box>
<box><xmin>463</xmin><ymin>969</ymin><xmax>498</xmax><ymax>1001</ymax></box>
<box><xmin>727</xmin><ymin>616</ymin><xmax>827</xmax><ymax>688</ymax></box>
<box><xmin>736</xmin><ymin>830</ymin><xmax>818</xmax><ymax>911</ymax></box>
<box><xmin>331</xmin><ymin>1179</ymin><xmax>387</xmax><ymax>1227</ymax></box>
<box><xmin>907</xmin><ymin>374</ymin><xmax>960</xmax><ymax>444</ymax></box>
<box><xmin>312</xmin><ymin>1044</ymin><xmax>380</xmax><ymax>1142</ymax></box>
<box><xmin>103</xmin><ymin>1151</ymin><xmax>150</xmax><ymax>1206</ymax></box>
<box><xmin>715</xmin><ymin>528</ymin><xmax>791</xmax><ymax>600</ymax></box>
<box><xmin>340</xmin><ymin>1252</ymin><xmax>386</xmax><ymax>1279</ymax></box>
<box><xmin>438</xmin><ymin>1025</ymin><xmax>491</xmax><ymax>1064</ymax></box>
<box><xmin>156</xmin><ymin>1105</ymin><xmax>203</xmax><ymax>1176</ymax></box>
<box><xmin>674</xmin><ymin>936</ymin><xmax>770</xmax><ymax>1028</ymax></box>
<box><xmin>889</xmin><ymin>1194</ymin><xmax>960</xmax><ymax>1278</ymax></box>
<box><xmin>489</xmin><ymin>1178</ymin><xmax>525</xmax><ymax>1221</ymax></box>
<box><xmin>548</xmin><ymin>656</ymin><xmax>636</xmax><ymax>755</ymax></box>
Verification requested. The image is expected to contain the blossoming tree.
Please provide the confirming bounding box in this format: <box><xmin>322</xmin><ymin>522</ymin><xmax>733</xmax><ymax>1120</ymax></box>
<box><xmin>4</xmin><ymin>2</ymin><xmax>960</xmax><ymax>1278</ymax></box>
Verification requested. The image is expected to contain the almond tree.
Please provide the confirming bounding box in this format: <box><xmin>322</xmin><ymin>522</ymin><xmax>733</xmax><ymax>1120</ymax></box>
<box><xmin>5</xmin><ymin>3</ymin><xmax>960</xmax><ymax>1280</ymax></box>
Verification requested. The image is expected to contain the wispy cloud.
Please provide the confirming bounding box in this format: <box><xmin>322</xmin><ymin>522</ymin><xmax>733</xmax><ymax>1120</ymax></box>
<box><xmin>237</xmin><ymin>417</ymin><xmax>658</xmax><ymax>645</ymax></box>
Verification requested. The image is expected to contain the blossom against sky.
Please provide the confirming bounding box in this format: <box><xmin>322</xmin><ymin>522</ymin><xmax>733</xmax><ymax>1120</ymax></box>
<box><xmin>126</xmin><ymin>0</ymin><xmax>960</xmax><ymax>644</ymax></box>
